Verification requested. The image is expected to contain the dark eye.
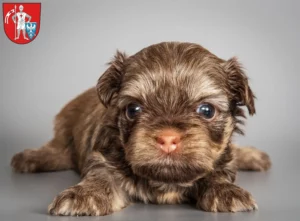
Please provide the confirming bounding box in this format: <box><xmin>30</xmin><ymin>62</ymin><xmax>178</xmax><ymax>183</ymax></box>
<box><xmin>196</xmin><ymin>103</ymin><xmax>215</xmax><ymax>119</ymax></box>
<box><xmin>126</xmin><ymin>103</ymin><xmax>142</xmax><ymax>120</ymax></box>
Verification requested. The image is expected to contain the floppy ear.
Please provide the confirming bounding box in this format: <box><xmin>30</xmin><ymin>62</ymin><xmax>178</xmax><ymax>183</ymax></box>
<box><xmin>223</xmin><ymin>57</ymin><xmax>256</xmax><ymax>115</ymax></box>
<box><xmin>97</xmin><ymin>51</ymin><xmax>128</xmax><ymax>107</ymax></box>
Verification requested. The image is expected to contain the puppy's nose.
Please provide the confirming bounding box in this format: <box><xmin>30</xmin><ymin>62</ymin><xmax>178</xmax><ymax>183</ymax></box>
<box><xmin>156</xmin><ymin>129</ymin><xmax>181</xmax><ymax>153</ymax></box>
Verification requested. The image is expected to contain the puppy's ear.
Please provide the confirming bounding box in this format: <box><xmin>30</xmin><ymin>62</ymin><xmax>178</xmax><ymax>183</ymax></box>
<box><xmin>97</xmin><ymin>51</ymin><xmax>128</xmax><ymax>107</ymax></box>
<box><xmin>223</xmin><ymin>57</ymin><xmax>256</xmax><ymax>115</ymax></box>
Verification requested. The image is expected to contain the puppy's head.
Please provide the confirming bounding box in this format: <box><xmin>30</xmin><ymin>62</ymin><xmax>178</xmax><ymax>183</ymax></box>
<box><xmin>97</xmin><ymin>42</ymin><xmax>255</xmax><ymax>183</ymax></box>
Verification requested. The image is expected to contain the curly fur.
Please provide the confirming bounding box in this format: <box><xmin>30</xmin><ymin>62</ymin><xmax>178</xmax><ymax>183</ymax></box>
<box><xmin>11</xmin><ymin>42</ymin><xmax>271</xmax><ymax>216</ymax></box>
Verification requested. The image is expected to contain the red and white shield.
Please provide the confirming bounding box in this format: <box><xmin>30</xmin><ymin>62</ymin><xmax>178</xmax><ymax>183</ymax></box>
<box><xmin>2</xmin><ymin>2</ymin><xmax>41</xmax><ymax>44</ymax></box>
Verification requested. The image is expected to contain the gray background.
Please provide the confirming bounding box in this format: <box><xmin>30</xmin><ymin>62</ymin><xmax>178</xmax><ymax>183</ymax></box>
<box><xmin>1</xmin><ymin>0</ymin><xmax>299</xmax><ymax>221</ymax></box>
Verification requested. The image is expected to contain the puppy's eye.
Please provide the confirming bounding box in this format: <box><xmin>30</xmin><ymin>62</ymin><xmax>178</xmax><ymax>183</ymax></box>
<box><xmin>196</xmin><ymin>103</ymin><xmax>215</xmax><ymax>119</ymax></box>
<box><xmin>126</xmin><ymin>103</ymin><xmax>142</xmax><ymax>120</ymax></box>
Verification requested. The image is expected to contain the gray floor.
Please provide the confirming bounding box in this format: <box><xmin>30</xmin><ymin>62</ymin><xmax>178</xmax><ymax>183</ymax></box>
<box><xmin>1</xmin><ymin>140</ymin><xmax>299</xmax><ymax>221</ymax></box>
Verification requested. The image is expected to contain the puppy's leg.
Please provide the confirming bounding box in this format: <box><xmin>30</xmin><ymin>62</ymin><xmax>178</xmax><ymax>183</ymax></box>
<box><xmin>196</xmin><ymin>174</ymin><xmax>257</xmax><ymax>212</ymax></box>
<box><xmin>196</xmin><ymin>146</ymin><xmax>257</xmax><ymax>212</ymax></box>
<box><xmin>48</xmin><ymin>152</ymin><xmax>128</xmax><ymax>216</ymax></box>
<box><xmin>11</xmin><ymin>139</ymin><xmax>74</xmax><ymax>173</ymax></box>
<box><xmin>232</xmin><ymin>144</ymin><xmax>271</xmax><ymax>171</ymax></box>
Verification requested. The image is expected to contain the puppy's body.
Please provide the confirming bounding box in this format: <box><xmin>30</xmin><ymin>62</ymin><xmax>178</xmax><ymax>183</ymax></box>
<box><xmin>11</xmin><ymin>42</ymin><xmax>271</xmax><ymax>216</ymax></box>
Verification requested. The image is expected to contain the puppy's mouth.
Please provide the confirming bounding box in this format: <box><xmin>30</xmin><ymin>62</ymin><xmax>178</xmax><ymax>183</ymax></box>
<box><xmin>128</xmin><ymin>150</ymin><xmax>214</xmax><ymax>183</ymax></box>
<box><xmin>131</xmin><ymin>158</ymin><xmax>209</xmax><ymax>183</ymax></box>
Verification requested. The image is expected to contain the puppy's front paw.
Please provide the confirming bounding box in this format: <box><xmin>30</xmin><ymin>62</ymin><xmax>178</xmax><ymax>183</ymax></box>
<box><xmin>197</xmin><ymin>183</ymin><xmax>257</xmax><ymax>212</ymax></box>
<box><xmin>48</xmin><ymin>185</ymin><xmax>114</xmax><ymax>216</ymax></box>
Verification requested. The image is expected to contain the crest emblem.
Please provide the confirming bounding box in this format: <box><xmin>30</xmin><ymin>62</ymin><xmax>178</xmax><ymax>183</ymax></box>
<box><xmin>3</xmin><ymin>3</ymin><xmax>41</xmax><ymax>44</ymax></box>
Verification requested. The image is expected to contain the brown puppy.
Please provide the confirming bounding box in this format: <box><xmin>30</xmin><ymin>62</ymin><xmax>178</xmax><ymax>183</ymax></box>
<box><xmin>11</xmin><ymin>42</ymin><xmax>271</xmax><ymax>216</ymax></box>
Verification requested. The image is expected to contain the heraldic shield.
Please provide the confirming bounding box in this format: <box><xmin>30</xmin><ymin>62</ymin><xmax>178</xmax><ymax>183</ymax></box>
<box><xmin>3</xmin><ymin>3</ymin><xmax>41</xmax><ymax>44</ymax></box>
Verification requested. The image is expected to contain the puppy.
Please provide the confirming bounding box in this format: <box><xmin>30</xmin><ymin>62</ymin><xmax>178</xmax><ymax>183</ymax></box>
<box><xmin>11</xmin><ymin>42</ymin><xmax>271</xmax><ymax>216</ymax></box>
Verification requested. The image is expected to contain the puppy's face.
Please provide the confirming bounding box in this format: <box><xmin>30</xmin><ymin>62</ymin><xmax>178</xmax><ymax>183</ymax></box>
<box><xmin>97</xmin><ymin>42</ymin><xmax>255</xmax><ymax>183</ymax></box>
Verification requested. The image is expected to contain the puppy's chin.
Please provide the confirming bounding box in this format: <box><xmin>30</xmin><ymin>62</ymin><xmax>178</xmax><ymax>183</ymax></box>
<box><xmin>131</xmin><ymin>158</ymin><xmax>212</xmax><ymax>183</ymax></box>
